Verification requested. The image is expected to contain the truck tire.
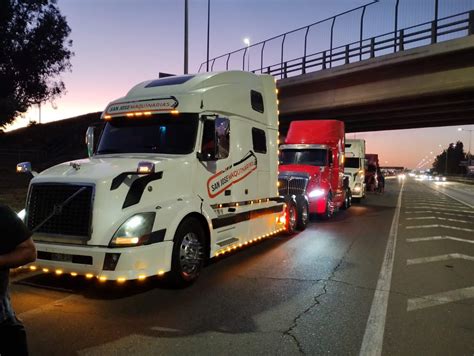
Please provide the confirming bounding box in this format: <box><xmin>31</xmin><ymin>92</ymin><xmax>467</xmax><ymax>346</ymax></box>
<box><xmin>319</xmin><ymin>193</ymin><xmax>334</xmax><ymax>220</ymax></box>
<box><xmin>295</xmin><ymin>195</ymin><xmax>309</xmax><ymax>230</ymax></box>
<box><xmin>341</xmin><ymin>189</ymin><xmax>352</xmax><ymax>210</ymax></box>
<box><xmin>169</xmin><ymin>218</ymin><xmax>205</xmax><ymax>288</ymax></box>
<box><xmin>285</xmin><ymin>199</ymin><xmax>298</xmax><ymax>234</ymax></box>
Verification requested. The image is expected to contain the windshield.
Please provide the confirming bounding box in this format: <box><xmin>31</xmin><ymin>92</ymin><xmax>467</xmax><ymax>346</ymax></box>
<box><xmin>345</xmin><ymin>157</ymin><xmax>360</xmax><ymax>168</ymax></box>
<box><xmin>97</xmin><ymin>114</ymin><xmax>199</xmax><ymax>155</ymax></box>
<box><xmin>280</xmin><ymin>149</ymin><xmax>327</xmax><ymax>166</ymax></box>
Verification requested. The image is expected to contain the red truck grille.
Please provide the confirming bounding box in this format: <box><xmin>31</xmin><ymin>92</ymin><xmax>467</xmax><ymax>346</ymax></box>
<box><xmin>278</xmin><ymin>176</ymin><xmax>308</xmax><ymax>196</ymax></box>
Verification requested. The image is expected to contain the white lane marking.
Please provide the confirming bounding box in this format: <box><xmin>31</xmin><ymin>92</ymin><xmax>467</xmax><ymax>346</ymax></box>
<box><xmin>407</xmin><ymin>253</ymin><xmax>474</xmax><ymax>265</ymax></box>
<box><xmin>405</xmin><ymin>211</ymin><xmax>474</xmax><ymax>218</ymax></box>
<box><xmin>407</xmin><ymin>201</ymin><xmax>463</xmax><ymax>205</ymax></box>
<box><xmin>407</xmin><ymin>287</ymin><xmax>474</xmax><ymax>311</ymax></box>
<box><xmin>406</xmin><ymin>206</ymin><xmax>472</xmax><ymax>213</ymax></box>
<box><xmin>428</xmin><ymin>186</ymin><xmax>474</xmax><ymax>209</ymax></box>
<box><xmin>17</xmin><ymin>294</ymin><xmax>78</xmax><ymax>319</ymax></box>
<box><xmin>407</xmin><ymin>236</ymin><xmax>474</xmax><ymax>244</ymax></box>
<box><xmin>406</xmin><ymin>217</ymin><xmax>470</xmax><ymax>224</ymax></box>
<box><xmin>406</xmin><ymin>224</ymin><xmax>474</xmax><ymax>232</ymax></box>
<box><xmin>406</xmin><ymin>216</ymin><xmax>436</xmax><ymax>220</ymax></box>
<box><xmin>359</xmin><ymin>181</ymin><xmax>404</xmax><ymax>356</ymax></box>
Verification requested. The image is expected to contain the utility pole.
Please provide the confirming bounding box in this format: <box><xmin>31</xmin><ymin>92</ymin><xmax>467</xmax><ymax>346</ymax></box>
<box><xmin>184</xmin><ymin>0</ymin><xmax>189</xmax><ymax>74</ymax></box>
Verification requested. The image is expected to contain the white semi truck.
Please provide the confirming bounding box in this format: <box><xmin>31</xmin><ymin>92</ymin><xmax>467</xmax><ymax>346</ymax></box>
<box><xmin>344</xmin><ymin>139</ymin><xmax>366</xmax><ymax>201</ymax></box>
<box><xmin>17</xmin><ymin>71</ymin><xmax>293</xmax><ymax>287</ymax></box>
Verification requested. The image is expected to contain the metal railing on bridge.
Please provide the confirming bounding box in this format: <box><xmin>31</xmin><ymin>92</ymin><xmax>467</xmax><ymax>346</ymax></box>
<box><xmin>199</xmin><ymin>1</ymin><xmax>474</xmax><ymax>79</ymax></box>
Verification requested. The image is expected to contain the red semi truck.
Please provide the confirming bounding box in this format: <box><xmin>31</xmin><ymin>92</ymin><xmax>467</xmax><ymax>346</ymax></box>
<box><xmin>278</xmin><ymin>120</ymin><xmax>351</xmax><ymax>222</ymax></box>
<box><xmin>365</xmin><ymin>153</ymin><xmax>380</xmax><ymax>192</ymax></box>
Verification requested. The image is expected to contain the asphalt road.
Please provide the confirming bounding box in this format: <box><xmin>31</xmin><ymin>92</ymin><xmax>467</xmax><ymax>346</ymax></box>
<box><xmin>9</xmin><ymin>178</ymin><xmax>474</xmax><ymax>355</ymax></box>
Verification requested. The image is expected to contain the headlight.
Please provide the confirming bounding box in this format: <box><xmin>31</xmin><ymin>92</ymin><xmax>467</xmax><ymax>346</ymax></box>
<box><xmin>442</xmin><ymin>177</ymin><xmax>446</xmax><ymax>181</ymax></box>
<box><xmin>308</xmin><ymin>189</ymin><xmax>325</xmax><ymax>198</ymax></box>
<box><xmin>110</xmin><ymin>212</ymin><xmax>156</xmax><ymax>247</ymax></box>
<box><xmin>354</xmin><ymin>183</ymin><xmax>362</xmax><ymax>192</ymax></box>
<box><xmin>17</xmin><ymin>209</ymin><xmax>26</xmax><ymax>222</ymax></box>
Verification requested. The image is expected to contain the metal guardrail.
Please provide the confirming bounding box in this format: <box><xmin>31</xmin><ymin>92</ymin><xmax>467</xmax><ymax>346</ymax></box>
<box><xmin>199</xmin><ymin>2</ymin><xmax>474</xmax><ymax>79</ymax></box>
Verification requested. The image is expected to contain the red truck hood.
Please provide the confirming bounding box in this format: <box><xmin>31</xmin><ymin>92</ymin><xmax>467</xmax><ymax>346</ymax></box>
<box><xmin>279</xmin><ymin>164</ymin><xmax>322</xmax><ymax>176</ymax></box>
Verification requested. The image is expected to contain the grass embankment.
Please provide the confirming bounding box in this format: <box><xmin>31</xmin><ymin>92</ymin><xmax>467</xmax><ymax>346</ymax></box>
<box><xmin>0</xmin><ymin>112</ymin><xmax>101</xmax><ymax>210</ymax></box>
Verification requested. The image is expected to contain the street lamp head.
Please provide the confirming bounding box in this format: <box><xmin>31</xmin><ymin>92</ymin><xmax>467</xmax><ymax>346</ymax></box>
<box><xmin>243</xmin><ymin>38</ymin><xmax>250</xmax><ymax>46</ymax></box>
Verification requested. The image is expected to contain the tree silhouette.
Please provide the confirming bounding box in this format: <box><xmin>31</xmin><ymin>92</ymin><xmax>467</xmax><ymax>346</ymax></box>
<box><xmin>432</xmin><ymin>141</ymin><xmax>467</xmax><ymax>175</ymax></box>
<box><xmin>0</xmin><ymin>0</ymin><xmax>73</xmax><ymax>128</ymax></box>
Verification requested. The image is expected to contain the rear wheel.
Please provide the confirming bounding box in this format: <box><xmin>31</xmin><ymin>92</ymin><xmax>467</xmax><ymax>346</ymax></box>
<box><xmin>169</xmin><ymin>218</ymin><xmax>205</xmax><ymax>288</ymax></box>
<box><xmin>295</xmin><ymin>195</ymin><xmax>309</xmax><ymax>230</ymax></box>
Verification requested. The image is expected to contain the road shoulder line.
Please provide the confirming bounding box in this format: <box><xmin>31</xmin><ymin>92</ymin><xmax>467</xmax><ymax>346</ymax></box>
<box><xmin>359</xmin><ymin>181</ymin><xmax>404</xmax><ymax>356</ymax></box>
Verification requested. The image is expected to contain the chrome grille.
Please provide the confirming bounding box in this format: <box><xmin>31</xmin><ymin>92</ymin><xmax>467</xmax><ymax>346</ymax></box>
<box><xmin>27</xmin><ymin>184</ymin><xmax>94</xmax><ymax>238</ymax></box>
<box><xmin>278</xmin><ymin>176</ymin><xmax>308</xmax><ymax>196</ymax></box>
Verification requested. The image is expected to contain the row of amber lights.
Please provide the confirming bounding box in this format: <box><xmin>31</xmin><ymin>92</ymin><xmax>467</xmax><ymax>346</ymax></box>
<box><xmin>25</xmin><ymin>265</ymin><xmax>166</xmax><ymax>283</ymax></box>
<box><xmin>104</xmin><ymin>110</ymin><xmax>179</xmax><ymax>120</ymax></box>
<box><xmin>214</xmin><ymin>227</ymin><xmax>286</xmax><ymax>257</ymax></box>
<box><xmin>216</xmin><ymin>198</ymin><xmax>271</xmax><ymax>209</ymax></box>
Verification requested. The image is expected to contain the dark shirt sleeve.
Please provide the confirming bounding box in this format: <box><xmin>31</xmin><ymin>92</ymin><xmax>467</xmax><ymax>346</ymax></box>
<box><xmin>0</xmin><ymin>205</ymin><xmax>32</xmax><ymax>255</ymax></box>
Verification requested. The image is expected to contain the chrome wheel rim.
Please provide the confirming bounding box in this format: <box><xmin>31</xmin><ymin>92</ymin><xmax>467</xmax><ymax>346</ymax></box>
<box><xmin>301</xmin><ymin>204</ymin><xmax>308</xmax><ymax>225</ymax></box>
<box><xmin>289</xmin><ymin>205</ymin><xmax>297</xmax><ymax>230</ymax></box>
<box><xmin>179</xmin><ymin>232</ymin><xmax>203</xmax><ymax>278</ymax></box>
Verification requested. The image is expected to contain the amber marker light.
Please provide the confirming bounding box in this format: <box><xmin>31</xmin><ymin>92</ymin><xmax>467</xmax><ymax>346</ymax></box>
<box><xmin>29</xmin><ymin>266</ymin><xmax>37</xmax><ymax>271</ymax></box>
<box><xmin>144</xmin><ymin>111</ymin><xmax>152</xmax><ymax>116</ymax></box>
<box><xmin>126</xmin><ymin>113</ymin><xmax>134</xmax><ymax>117</ymax></box>
<box><xmin>99</xmin><ymin>276</ymin><xmax>107</xmax><ymax>282</ymax></box>
<box><xmin>138</xmin><ymin>275</ymin><xmax>146</xmax><ymax>281</ymax></box>
<box><xmin>85</xmin><ymin>273</ymin><xmax>94</xmax><ymax>279</ymax></box>
<box><xmin>70</xmin><ymin>272</ymin><xmax>78</xmax><ymax>277</ymax></box>
<box><xmin>117</xmin><ymin>278</ymin><xmax>126</xmax><ymax>283</ymax></box>
<box><xmin>104</xmin><ymin>115</ymin><xmax>112</xmax><ymax>120</ymax></box>
<box><xmin>55</xmin><ymin>269</ymin><xmax>63</xmax><ymax>275</ymax></box>
<box><xmin>170</xmin><ymin>110</ymin><xmax>179</xmax><ymax>115</ymax></box>
<box><xmin>42</xmin><ymin>268</ymin><xmax>49</xmax><ymax>273</ymax></box>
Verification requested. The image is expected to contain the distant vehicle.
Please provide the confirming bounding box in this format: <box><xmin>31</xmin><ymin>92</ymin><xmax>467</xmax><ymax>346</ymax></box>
<box><xmin>344</xmin><ymin>139</ymin><xmax>366</xmax><ymax>202</ymax></box>
<box><xmin>365</xmin><ymin>153</ymin><xmax>380</xmax><ymax>192</ymax></box>
<box><xmin>279</xmin><ymin>120</ymin><xmax>351</xmax><ymax>220</ymax></box>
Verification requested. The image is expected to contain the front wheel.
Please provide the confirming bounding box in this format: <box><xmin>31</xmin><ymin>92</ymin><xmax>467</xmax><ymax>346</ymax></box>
<box><xmin>341</xmin><ymin>189</ymin><xmax>351</xmax><ymax>210</ymax></box>
<box><xmin>169</xmin><ymin>218</ymin><xmax>205</xmax><ymax>288</ymax></box>
<box><xmin>285</xmin><ymin>199</ymin><xmax>297</xmax><ymax>234</ymax></box>
<box><xmin>295</xmin><ymin>195</ymin><xmax>309</xmax><ymax>230</ymax></box>
<box><xmin>319</xmin><ymin>193</ymin><xmax>334</xmax><ymax>220</ymax></box>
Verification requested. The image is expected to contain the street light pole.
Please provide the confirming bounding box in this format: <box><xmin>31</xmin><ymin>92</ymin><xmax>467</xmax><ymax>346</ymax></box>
<box><xmin>458</xmin><ymin>128</ymin><xmax>473</xmax><ymax>165</ymax></box>
<box><xmin>243</xmin><ymin>38</ymin><xmax>250</xmax><ymax>71</ymax></box>
<box><xmin>184</xmin><ymin>0</ymin><xmax>189</xmax><ymax>74</ymax></box>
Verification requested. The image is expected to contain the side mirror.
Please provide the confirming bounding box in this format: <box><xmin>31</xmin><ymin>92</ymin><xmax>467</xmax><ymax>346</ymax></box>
<box><xmin>86</xmin><ymin>126</ymin><xmax>95</xmax><ymax>158</ymax></box>
<box><xmin>16</xmin><ymin>162</ymin><xmax>37</xmax><ymax>177</ymax></box>
<box><xmin>198</xmin><ymin>117</ymin><xmax>230</xmax><ymax>162</ymax></box>
<box><xmin>198</xmin><ymin>119</ymin><xmax>217</xmax><ymax>162</ymax></box>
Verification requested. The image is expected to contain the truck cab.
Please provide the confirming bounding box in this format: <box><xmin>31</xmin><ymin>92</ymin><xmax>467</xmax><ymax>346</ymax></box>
<box><xmin>344</xmin><ymin>139</ymin><xmax>366</xmax><ymax>201</ymax></box>
<box><xmin>17</xmin><ymin>71</ymin><xmax>287</xmax><ymax>286</ymax></box>
<box><xmin>279</xmin><ymin>120</ymin><xmax>350</xmax><ymax>219</ymax></box>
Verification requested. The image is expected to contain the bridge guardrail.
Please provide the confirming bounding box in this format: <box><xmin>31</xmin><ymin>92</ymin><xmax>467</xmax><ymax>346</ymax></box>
<box><xmin>200</xmin><ymin>1</ymin><xmax>474</xmax><ymax>80</ymax></box>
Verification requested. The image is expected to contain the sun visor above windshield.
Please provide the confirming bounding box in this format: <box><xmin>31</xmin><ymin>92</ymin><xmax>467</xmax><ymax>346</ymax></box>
<box><xmin>101</xmin><ymin>97</ymin><xmax>179</xmax><ymax>119</ymax></box>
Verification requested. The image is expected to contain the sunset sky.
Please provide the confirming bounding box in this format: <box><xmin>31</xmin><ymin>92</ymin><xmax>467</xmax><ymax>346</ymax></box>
<box><xmin>7</xmin><ymin>0</ymin><xmax>474</xmax><ymax>168</ymax></box>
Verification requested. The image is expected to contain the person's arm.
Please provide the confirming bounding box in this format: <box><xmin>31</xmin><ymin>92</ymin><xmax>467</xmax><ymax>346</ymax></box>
<box><xmin>0</xmin><ymin>237</ymin><xmax>36</xmax><ymax>269</ymax></box>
